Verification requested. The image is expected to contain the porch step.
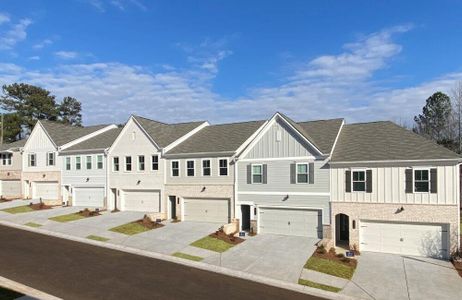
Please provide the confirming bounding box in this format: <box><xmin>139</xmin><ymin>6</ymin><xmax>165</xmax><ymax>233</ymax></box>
<box><xmin>300</xmin><ymin>269</ymin><xmax>349</xmax><ymax>289</ymax></box>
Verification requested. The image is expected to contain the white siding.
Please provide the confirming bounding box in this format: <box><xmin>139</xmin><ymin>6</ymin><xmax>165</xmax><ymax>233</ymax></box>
<box><xmin>166</xmin><ymin>157</ymin><xmax>234</xmax><ymax>185</ymax></box>
<box><xmin>61</xmin><ymin>154</ymin><xmax>106</xmax><ymax>186</ymax></box>
<box><xmin>22</xmin><ymin>124</ymin><xmax>60</xmax><ymax>172</ymax></box>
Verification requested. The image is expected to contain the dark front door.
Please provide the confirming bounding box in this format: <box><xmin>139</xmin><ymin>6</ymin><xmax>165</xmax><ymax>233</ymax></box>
<box><xmin>169</xmin><ymin>196</ymin><xmax>177</xmax><ymax>219</ymax></box>
<box><xmin>339</xmin><ymin>214</ymin><xmax>349</xmax><ymax>241</ymax></box>
<box><xmin>241</xmin><ymin>205</ymin><xmax>251</xmax><ymax>231</ymax></box>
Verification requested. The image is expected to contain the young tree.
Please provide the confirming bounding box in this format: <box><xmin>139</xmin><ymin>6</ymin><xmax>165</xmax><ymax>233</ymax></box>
<box><xmin>59</xmin><ymin>97</ymin><xmax>82</xmax><ymax>126</ymax></box>
<box><xmin>414</xmin><ymin>92</ymin><xmax>453</xmax><ymax>144</ymax></box>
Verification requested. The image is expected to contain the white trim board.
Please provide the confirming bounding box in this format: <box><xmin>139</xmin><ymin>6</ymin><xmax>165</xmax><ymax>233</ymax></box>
<box><xmin>237</xmin><ymin>191</ymin><xmax>330</xmax><ymax>196</ymax></box>
<box><xmin>239</xmin><ymin>156</ymin><xmax>317</xmax><ymax>162</ymax></box>
<box><xmin>60</xmin><ymin>124</ymin><xmax>118</xmax><ymax>150</ymax></box>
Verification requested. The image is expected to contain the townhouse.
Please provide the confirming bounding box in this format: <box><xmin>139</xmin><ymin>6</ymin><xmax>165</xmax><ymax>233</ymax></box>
<box><xmin>22</xmin><ymin>120</ymin><xmax>116</xmax><ymax>204</ymax></box>
<box><xmin>0</xmin><ymin>139</ymin><xmax>26</xmax><ymax>199</ymax></box>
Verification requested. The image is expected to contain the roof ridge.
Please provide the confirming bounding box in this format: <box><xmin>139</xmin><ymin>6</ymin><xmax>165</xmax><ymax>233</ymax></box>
<box><xmin>133</xmin><ymin>115</ymin><xmax>167</xmax><ymax>125</ymax></box>
<box><xmin>208</xmin><ymin>120</ymin><xmax>266</xmax><ymax>127</ymax></box>
<box><xmin>345</xmin><ymin>120</ymin><xmax>392</xmax><ymax>126</ymax></box>
<box><xmin>298</xmin><ymin>118</ymin><xmax>344</xmax><ymax>124</ymax></box>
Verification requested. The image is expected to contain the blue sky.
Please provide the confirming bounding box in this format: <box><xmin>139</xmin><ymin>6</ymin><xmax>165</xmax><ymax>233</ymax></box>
<box><xmin>1</xmin><ymin>0</ymin><xmax>462</xmax><ymax>125</ymax></box>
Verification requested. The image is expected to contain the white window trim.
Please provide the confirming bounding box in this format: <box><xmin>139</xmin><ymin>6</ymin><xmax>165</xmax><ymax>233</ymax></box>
<box><xmin>251</xmin><ymin>163</ymin><xmax>263</xmax><ymax>184</ymax></box>
<box><xmin>29</xmin><ymin>153</ymin><xmax>37</xmax><ymax>167</ymax></box>
<box><xmin>151</xmin><ymin>154</ymin><xmax>159</xmax><ymax>171</ymax></box>
<box><xmin>97</xmin><ymin>155</ymin><xmax>103</xmax><ymax>169</ymax></box>
<box><xmin>113</xmin><ymin>156</ymin><xmax>120</xmax><ymax>172</ymax></box>
<box><xmin>47</xmin><ymin>152</ymin><xmax>55</xmax><ymax>166</ymax></box>
<box><xmin>351</xmin><ymin>169</ymin><xmax>366</xmax><ymax>192</ymax></box>
<box><xmin>296</xmin><ymin>162</ymin><xmax>309</xmax><ymax>184</ymax></box>
<box><xmin>186</xmin><ymin>160</ymin><xmax>195</xmax><ymax>177</ymax></box>
<box><xmin>75</xmin><ymin>156</ymin><xmax>81</xmax><ymax>170</ymax></box>
<box><xmin>65</xmin><ymin>157</ymin><xmax>71</xmax><ymax>170</ymax></box>
<box><xmin>125</xmin><ymin>156</ymin><xmax>132</xmax><ymax>172</ymax></box>
<box><xmin>413</xmin><ymin>167</ymin><xmax>431</xmax><ymax>194</ymax></box>
<box><xmin>218</xmin><ymin>158</ymin><xmax>229</xmax><ymax>177</ymax></box>
<box><xmin>86</xmin><ymin>155</ymin><xmax>92</xmax><ymax>170</ymax></box>
<box><xmin>138</xmin><ymin>155</ymin><xmax>145</xmax><ymax>172</ymax></box>
<box><xmin>201</xmin><ymin>158</ymin><xmax>211</xmax><ymax>176</ymax></box>
<box><xmin>171</xmin><ymin>160</ymin><xmax>180</xmax><ymax>177</ymax></box>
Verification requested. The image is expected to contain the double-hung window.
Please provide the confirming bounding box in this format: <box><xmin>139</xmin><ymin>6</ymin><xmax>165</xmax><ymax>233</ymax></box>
<box><xmin>97</xmin><ymin>155</ymin><xmax>103</xmax><ymax>169</ymax></box>
<box><xmin>252</xmin><ymin>164</ymin><xmax>263</xmax><ymax>183</ymax></box>
<box><xmin>138</xmin><ymin>155</ymin><xmax>145</xmax><ymax>171</ymax></box>
<box><xmin>352</xmin><ymin>170</ymin><xmax>366</xmax><ymax>192</ymax></box>
<box><xmin>76</xmin><ymin>156</ymin><xmax>81</xmax><ymax>170</ymax></box>
<box><xmin>1</xmin><ymin>154</ymin><xmax>11</xmax><ymax>166</ymax></box>
<box><xmin>414</xmin><ymin>169</ymin><xmax>429</xmax><ymax>192</ymax></box>
<box><xmin>86</xmin><ymin>156</ymin><xmax>92</xmax><ymax>169</ymax></box>
<box><xmin>202</xmin><ymin>159</ymin><xmax>211</xmax><ymax>176</ymax></box>
<box><xmin>219</xmin><ymin>159</ymin><xmax>228</xmax><ymax>176</ymax></box>
<box><xmin>187</xmin><ymin>160</ymin><xmax>195</xmax><ymax>176</ymax></box>
<box><xmin>29</xmin><ymin>153</ymin><xmax>36</xmax><ymax>167</ymax></box>
<box><xmin>152</xmin><ymin>155</ymin><xmax>159</xmax><ymax>171</ymax></box>
<box><xmin>113</xmin><ymin>157</ymin><xmax>119</xmax><ymax>172</ymax></box>
<box><xmin>171</xmin><ymin>161</ymin><xmax>179</xmax><ymax>177</ymax></box>
<box><xmin>65</xmin><ymin>157</ymin><xmax>71</xmax><ymax>170</ymax></box>
<box><xmin>47</xmin><ymin>152</ymin><xmax>55</xmax><ymax>166</ymax></box>
<box><xmin>125</xmin><ymin>156</ymin><xmax>132</xmax><ymax>171</ymax></box>
<box><xmin>296</xmin><ymin>163</ymin><xmax>309</xmax><ymax>183</ymax></box>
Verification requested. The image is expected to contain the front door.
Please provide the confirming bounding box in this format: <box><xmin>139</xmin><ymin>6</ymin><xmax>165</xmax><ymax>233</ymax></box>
<box><xmin>169</xmin><ymin>196</ymin><xmax>177</xmax><ymax>219</ymax></box>
<box><xmin>339</xmin><ymin>214</ymin><xmax>349</xmax><ymax>241</ymax></box>
<box><xmin>241</xmin><ymin>205</ymin><xmax>251</xmax><ymax>230</ymax></box>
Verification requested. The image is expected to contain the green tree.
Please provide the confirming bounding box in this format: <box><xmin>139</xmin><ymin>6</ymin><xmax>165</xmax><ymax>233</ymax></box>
<box><xmin>2</xmin><ymin>113</ymin><xmax>22</xmax><ymax>142</ymax></box>
<box><xmin>414</xmin><ymin>92</ymin><xmax>453</xmax><ymax>144</ymax></box>
<box><xmin>59</xmin><ymin>97</ymin><xmax>82</xmax><ymax>126</ymax></box>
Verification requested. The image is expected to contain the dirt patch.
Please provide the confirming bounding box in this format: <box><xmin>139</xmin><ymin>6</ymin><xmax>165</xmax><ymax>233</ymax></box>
<box><xmin>452</xmin><ymin>260</ymin><xmax>462</xmax><ymax>277</ymax></box>
<box><xmin>313</xmin><ymin>246</ymin><xmax>358</xmax><ymax>268</ymax></box>
<box><xmin>209</xmin><ymin>229</ymin><xmax>245</xmax><ymax>245</ymax></box>
<box><xmin>29</xmin><ymin>202</ymin><xmax>53</xmax><ymax>210</ymax></box>
<box><xmin>137</xmin><ymin>215</ymin><xmax>164</xmax><ymax>229</ymax></box>
<box><xmin>79</xmin><ymin>208</ymin><xmax>101</xmax><ymax>217</ymax></box>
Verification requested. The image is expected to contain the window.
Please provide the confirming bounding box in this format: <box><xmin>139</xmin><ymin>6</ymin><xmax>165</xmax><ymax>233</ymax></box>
<box><xmin>76</xmin><ymin>156</ymin><xmax>81</xmax><ymax>170</ymax></box>
<box><xmin>1</xmin><ymin>153</ymin><xmax>11</xmax><ymax>166</ymax></box>
<box><xmin>47</xmin><ymin>152</ymin><xmax>55</xmax><ymax>166</ymax></box>
<box><xmin>252</xmin><ymin>164</ymin><xmax>263</xmax><ymax>183</ymax></box>
<box><xmin>29</xmin><ymin>153</ymin><xmax>36</xmax><ymax>167</ymax></box>
<box><xmin>65</xmin><ymin>157</ymin><xmax>71</xmax><ymax>170</ymax></box>
<box><xmin>113</xmin><ymin>157</ymin><xmax>119</xmax><ymax>171</ymax></box>
<box><xmin>97</xmin><ymin>155</ymin><xmax>103</xmax><ymax>169</ymax></box>
<box><xmin>202</xmin><ymin>159</ymin><xmax>211</xmax><ymax>176</ymax></box>
<box><xmin>187</xmin><ymin>160</ymin><xmax>195</xmax><ymax>176</ymax></box>
<box><xmin>86</xmin><ymin>156</ymin><xmax>92</xmax><ymax>169</ymax></box>
<box><xmin>219</xmin><ymin>159</ymin><xmax>228</xmax><ymax>176</ymax></box>
<box><xmin>125</xmin><ymin>156</ymin><xmax>132</xmax><ymax>171</ymax></box>
<box><xmin>171</xmin><ymin>161</ymin><xmax>179</xmax><ymax>177</ymax></box>
<box><xmin>152</xmin><ymin>155</ymin><xmax>159</xmax><ymax>170</ymax></box>
<box><xmin>296</xmin><ymin>163</ymin><xmax>309</xmax><ymax>183</ymax></box>
<box><xmin>414</xmin><ymin>169</ymin><xmax>429</xmax><ymax>192</ymax></box>
<box><xmin>138</xmin><ymin>155</ymin><xmax>145</xmax><ymax>171</ymax></box>
<box><xmin>352</xmin><ymin>170</ymin><xmax>366</xmax><ymax>192</ymax></box>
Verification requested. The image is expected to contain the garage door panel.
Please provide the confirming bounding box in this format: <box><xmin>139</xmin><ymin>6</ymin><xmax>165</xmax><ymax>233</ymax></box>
<box><xmin>1</xmin><ymin>180</ymin><xmax>21</xmax><ymax>196</ymax></box>
<box><xmin>74</xmin><ymin>187</ymin><xmax>104</xmax><ymax>208</ymax></box>
<box><xmin>33</xmin><ymin>182</ymin><xmax>59</xmax><ymax>200</ymax></box>
<box><xmin>183</xmin><ymin>199</ymin><xmax>229</xmax><ymax>223</ymax></box>
<box><xmin>260</xmin><ymin>208</ymin><xmax>321</xmax><ymax>238</ymax></box>
<box><xmin>123</xmin><ymin>190</ymin><xmax>160</xmax><ymax>212</ymax></box>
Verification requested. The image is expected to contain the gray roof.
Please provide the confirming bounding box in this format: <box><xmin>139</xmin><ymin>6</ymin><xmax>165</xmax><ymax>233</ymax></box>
<box><xmin>167</xmin><ymin>120</ymin><xmax>266</xmax><ymax>155</ymax></box>
<box><xmin>40</xmin><ymin>120</ymin><xmax>110</xmax><ymax>147</ymax></box>
<box><xmin>133</xmin><ymin>116</ymin><xmax>205</xmax><ymax>148</ymax></box>
<box><xmin>331</xmin><ymin>121</ymin><xmax>461</xmax><ymax>162</ymax></box>
<box><xmin>62</xmin><ymin>127</ymin><xmax>122</xmax><ymax>152</ymax></box>
<box><xmin>278</xmin><ymin>112</ymin><xmax>322</xmax><ymax>153</ymax></box>
<box><xmin>298</xmin><ymin>118</ymin><xmax>344</xmax><ymax>154</ymax></box>
<box><xmin>0</xmin><ymin>138</ymin><xmax>27</xmax><ymax>152</ymax></box>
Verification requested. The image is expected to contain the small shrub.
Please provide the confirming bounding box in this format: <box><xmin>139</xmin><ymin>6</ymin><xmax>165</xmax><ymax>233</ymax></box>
<box><xmin>329</xmin><ymin>247</ymin><xmax>336</xmax><ymax>255</ymax></box>
<box><xmin>336</xmin><ymin>253</ymin><xmax>345</xmax><ymax>258</ymax></box>
<box><xmin>317</xmin><ymin>245</ymin><xmax>326</xmax><ymax>254</ymax></box>
<box><xmin>340</xmin><ymin>256</ymin><xmax>351</xmax><ymax>263</ymax></box>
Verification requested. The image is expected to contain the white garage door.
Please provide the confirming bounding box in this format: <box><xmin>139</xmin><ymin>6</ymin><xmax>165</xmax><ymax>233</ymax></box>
<box><xmin>74</xmin><ymin>187</ymin><xmax>104</xmax><ymax>208</ymax></box>
<box><xmin>259</xmin><ymin>208</ymin><xmax>322</xmax><ymax>238</ymax></box>
<box><xmin>0</xmin><ymin>180</ymin><xmax>21</xmax><ymax>197</ymax></box>
<box><xmin>122</xmin><ymin>190</ymin><xmax>160</xmax><ymax>212</ymax></box>
<box><xmin>183</xmin><ymin>198</ymin><xmax>230</xmax><ymax>223</ymax></box>
<box><xmin>360</xmin><ymin>221</ymin><xmax>448</xmax><ymax>258</ymax></box>
<box><xmin>33</xmin><ymin>181</ymin><xmax>59</xmax><ymax>200</ymax></box>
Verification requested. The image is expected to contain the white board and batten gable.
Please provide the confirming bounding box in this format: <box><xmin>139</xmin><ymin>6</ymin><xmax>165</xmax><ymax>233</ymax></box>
<box><xmin>22</xmin><ymin>122</ymin><xmax>59</xmax><ymax>171</ymax></box>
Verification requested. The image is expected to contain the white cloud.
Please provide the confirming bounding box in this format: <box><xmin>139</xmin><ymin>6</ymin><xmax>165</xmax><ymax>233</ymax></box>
<box><xmin>28</xmin><ymin>56</ymin><xmax>40</xmax><ymax>60</ymax></box>
<box><xmin>0</xmin><ymin>25</ymin><xmax>461</xmax><ymax>126</ymax></box>
<box><xmin>54</xmin><ymin>51</ymin><xmax>79</xmax><ymax>59</ymax></box>
<box><xmin>0</xmin><ymin>18</ymin><xmax>32</xmax><ymax>50</ymax></box>
<box><xmin>88</xmin><ymin>0</ymin><xmax>147</xmax><ymax>12</ymax></box>
<box><xmin>33</xmin><ymin>38</ymin><xmax>53</xmax><ymax>49</ymax></box>
<box><xmin>0</xmin><ymin>13</ymin><xmax>10</xmax><ymax>25</ymax></box>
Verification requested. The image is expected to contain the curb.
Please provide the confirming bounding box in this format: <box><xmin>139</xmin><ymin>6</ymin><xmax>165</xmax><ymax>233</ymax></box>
<box><xmin>0</xmin><ymin>220</ymin><xmax>355</xmax><ymax>300</ymax></box>
<box><xmin>0</xmin><ymin>275</ymin><xmax>61</xmax><ymax>300</ymax></box>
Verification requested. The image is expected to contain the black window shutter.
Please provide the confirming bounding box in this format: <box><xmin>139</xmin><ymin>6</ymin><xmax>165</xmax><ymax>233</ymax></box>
<box><xmin>345</xmin><ymin>170</ymin><xmax>351</xmax><ymax>192</ymax></box>
<box><xmin>247</xmin><ymin>164</ymin><xmax>252</xmax><ymax>184</ymax></box>
<box><xmin>405</xmin><ymin>169</ymin><xmax>413</xmax><ymax>193</ymax></box>
<box><xmin>309</xmin><ymin>162</ymin><xmax>314</xmax><ymax>184</ymax></box>
<box><xmin>430</xmin><ymin>168</ymin><xmax>437</xmax><ymax>193</ymax></box>
<box><xmin>262</xmin><ymin>164</ymin><xmax>267</xmax><ymax>184</ymax></box>
<box><xmin>366</xmin><ymin>169</ymin><xmax>372</xmax><ymax>193</ymax></box>
<box><xmin>290</xmin><ymin>163</ymin><xmax>296</xmax><ymax>184</ymax></box>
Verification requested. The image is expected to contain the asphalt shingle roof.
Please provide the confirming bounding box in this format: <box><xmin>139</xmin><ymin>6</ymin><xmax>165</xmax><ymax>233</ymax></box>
<box><xmin>0</xmin><ymin>138</ymin><xmax>27</xmax><ymax>152</ymax></box>
<box><xmin>40</xmin><ymin>120</ymin><xmax>110</xmax><ymax>147</ymax></box>
<box><xmin>166</xmin><ymin>120</ymin><xmax>266</xmax><ymax>155</ymax></box>
<box><xmin>62</xmin><ymin>127</ymin><xmax>122</xmax><ymax>152</ymax></box>
<box><xmin>133</xmin><ymin>116</ymin><xmax>206</xmax><ymax>148</ymax></box>
<box><xmin>331</xmin><ymin>121</ymin><xmax>461</xmax><ymax>162</ymax></box>
<box><xmin>298</xmin><ymin>118</ymin><xmax>344</xmax><ymax>154</ymax></box>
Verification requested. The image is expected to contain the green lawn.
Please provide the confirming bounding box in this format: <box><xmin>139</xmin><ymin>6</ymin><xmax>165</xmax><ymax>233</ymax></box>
<box><xmin>49</xmin><ymin>213</ymin><xmax>85</xmax><ymax>223</ymax></box>
<box><xmin>172</xmin><ymin>252</ymin><xmax>203</xmax><ymax>262</ymax></box>
<box><xmin>0</xmin><ymin>286</ymin><xmax>24</xmax><ymax>300</ymax></box>
<box><xmin>304</xmin><ymin>256</ymin><xmax>355</xmax><ymax>280</ymax></box>
<box><xmin>1</xmin><ymin>205</ymin><xmax>34</xmax><ymax>214</ymax></box>
<box><xmin>298</xmin><ymin>279</ymin><xmax>341</xmax><ymax>293</ymax></box>
<box><xmin>190</xmin><ymin>236</ymin><xmax>234</xmax><ymax>253</ymax></box>
<box><xmin>25</xmin><ymin>222</ymin><xmax>42</xmax><ymax>228</ymax></box>
<box><xmin>109</xmin><ymin>222</ymin><xmax>152</xmax><ymax>235</ymax></box>
<box><xmin>86</xmin><ymin>235</ymin><xmax>109</xmax><ymax>242</ymax></box>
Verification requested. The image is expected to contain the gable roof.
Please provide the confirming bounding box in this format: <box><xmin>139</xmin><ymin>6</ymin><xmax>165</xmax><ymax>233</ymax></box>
<box><xmin>0</xmin><ymin>138</ymin><xmax>27</xmax><ymax>152</ymax></box>
<box><xmin>297</xmin><ymin>118</ymin><xmax>344</xmax><ymax>154</ymax></box>
<box><xmin>278</xmin><ymin>112</ymin><xmax>323</xmax><ymax>153</ymax></box>
<box><xmin>331</xmin><ymin>121</ymin><xmax>461</xmax><ymax>162</ymax></box>
<box><xmin>61</xmin><ymin>127</ymin><xmax>123</xmax><ymax>152</ymax></box>
<box><xmin>166</xmin><ymin>120</ymin><xmax>266</xmax><ymax>155</ymax></box>
<box><xmin>133</xmin><ymin>115</ymin><xmax>206</xmax><ymax>148</ymax></box>
<box><xmin>39</xmin><ymin>120</ymin><xmax>110</xmax><ymax>147</ymax></box>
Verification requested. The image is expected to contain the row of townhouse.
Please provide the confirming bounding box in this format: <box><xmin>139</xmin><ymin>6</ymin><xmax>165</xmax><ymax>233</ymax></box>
<box><xmin>0</xmin><ymin>112</ymin><xmax>460</xmax><ymax>259</ymax></box>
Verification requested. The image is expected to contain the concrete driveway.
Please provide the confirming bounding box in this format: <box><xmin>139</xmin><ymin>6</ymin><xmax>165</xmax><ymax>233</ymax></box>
<box><xmin>203</xmin><ymin>234</ymin><xmax>318</xmax><ymax>283</ymax></box>
<box><xmin>342</xmin><ymin>252</ymin><xmax>462</xmax><ymax>300</ymax></box>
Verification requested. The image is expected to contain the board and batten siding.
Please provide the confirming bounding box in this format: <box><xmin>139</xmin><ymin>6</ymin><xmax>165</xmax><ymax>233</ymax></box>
<box><xmin>243</xmin><ymin>120</ymin><xmax>317</xmax><ymax>159</ymax></box>
<box><xmin>22</xmin><ymin>124</ymin><xmax>60</xmax><ymax>172</ymax></box>
<box><xmin>331</xmin><ymin>164</ymin><xmax>459</xmax><ymax>205</ymax></box>
<box><xmin>165</xmin><ymin>157</ymin><xmax>234</xmax><ymax>185</ymax></box>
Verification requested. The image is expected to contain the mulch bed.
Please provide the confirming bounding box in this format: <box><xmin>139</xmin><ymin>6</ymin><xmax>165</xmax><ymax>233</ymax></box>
<box><xmin>313</xmin><ymin>247</ymin><xmax>358</xmax><ymax>268</ymax></box>
<box><xmin>209</xmin><ymin>229</ymin><xmax>245</xmax><ymax>245</ymax></box>
<box><xmin>452</xmin><ymin>259</ymin><xmax>462</xmax><ymax>277</ymax></box>
<box><xmin>79</xmin><ymin>208</ymin><xmax>101</xmax><ymax>217</ymax></box>
<box><xmin>29</xmin><ymin>202</ymin><xmax>53</xmax><ymax>210</ymax></box>
<box><xmin>137</xmin><ymin>215</ymin><xmax>164</xmax><ymax>229</ymax></box>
